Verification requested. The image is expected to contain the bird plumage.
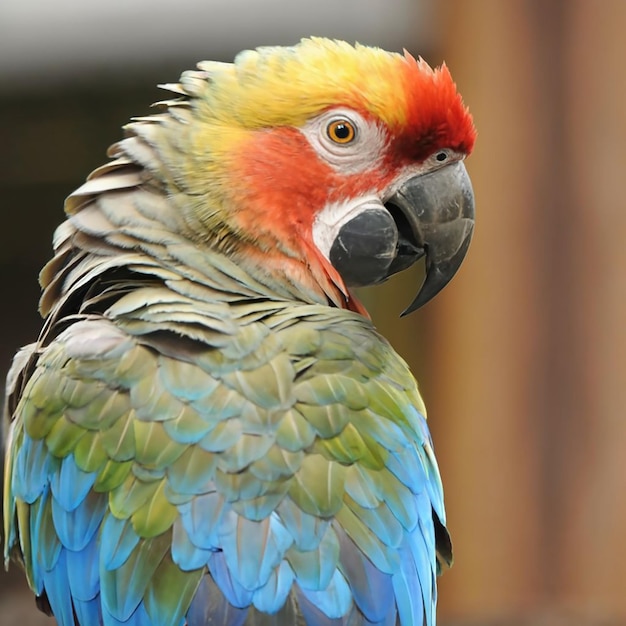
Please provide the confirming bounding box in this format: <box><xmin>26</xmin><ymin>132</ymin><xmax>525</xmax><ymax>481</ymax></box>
<box><xmin>3</xmin><ymin>37</ymin><xmax>474</xmax><ymax>626</ymax></box>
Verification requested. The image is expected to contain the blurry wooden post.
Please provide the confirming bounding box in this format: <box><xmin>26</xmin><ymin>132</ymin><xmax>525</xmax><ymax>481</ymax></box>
<box><xmin>558</xmin><ymin>1</ymin><xmax>626</xmax><ymax>616</ymax></box>
<box><xmin>433</xmin><ymin>1</ymin><xmax>626</xmax><ymax>623</ymax></box>
<box><xmin>431</xmin><ymin>1</ymin><xmax>547</xmax><ymax>620</ymax></box>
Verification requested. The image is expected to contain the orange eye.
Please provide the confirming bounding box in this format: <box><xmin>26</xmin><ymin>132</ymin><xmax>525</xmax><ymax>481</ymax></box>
<box><xmin>327</xmin><ymin>119</ymin><xmax>356</xmax><ymax>144</ymax></box>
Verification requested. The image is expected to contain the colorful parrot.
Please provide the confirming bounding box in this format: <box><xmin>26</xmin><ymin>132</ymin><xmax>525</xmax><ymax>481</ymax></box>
<box><xmin>2</xmin><ymin>38</ymin><xmax>475</xmax><ymax>626</ymax></box>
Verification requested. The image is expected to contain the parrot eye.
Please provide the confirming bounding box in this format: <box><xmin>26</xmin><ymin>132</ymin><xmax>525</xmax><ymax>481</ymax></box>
<box><xmin>327</xmin><ymin>119</ymin><xmax>356</xmax><ymax>144</ymax></box>
<box><xmin>301</xmin><ymin>107</ymin><xmax>385</xmax><ymax>172</ymax></box>
<box><xmin>435</xmin><ymin>151</ymin><xmax>448</xmax><ymax>162</ymax></box>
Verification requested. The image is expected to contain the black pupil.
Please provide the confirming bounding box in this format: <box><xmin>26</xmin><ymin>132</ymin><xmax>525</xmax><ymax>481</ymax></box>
<box><xmin>333</xmin><ymin>122</ymin><xmax>351</xmax><ymax>140</ymax></box>
<box><xmin>436</xmin><ymin>151</ymin><xmax>447</xmax><ymax>162</ymax></box>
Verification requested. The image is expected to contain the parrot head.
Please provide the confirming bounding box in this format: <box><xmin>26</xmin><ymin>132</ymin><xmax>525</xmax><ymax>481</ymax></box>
<box><xmin>107</xmin><ymin>38</ymin><xmax>476</xmax><ymax>315</ymax></box>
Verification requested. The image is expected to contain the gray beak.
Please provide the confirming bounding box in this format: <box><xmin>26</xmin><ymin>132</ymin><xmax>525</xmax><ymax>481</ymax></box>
<box><xmin>385</xmin><ymin>161</ymin><xmax>475</xmax><ymax>315</ymax></box>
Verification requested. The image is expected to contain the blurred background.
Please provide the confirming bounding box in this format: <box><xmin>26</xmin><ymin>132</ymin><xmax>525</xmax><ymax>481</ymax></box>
<box><xmin>1</xmin><ymin>0</ymin><xmax>625</xmax><ymax>624</ymax></box>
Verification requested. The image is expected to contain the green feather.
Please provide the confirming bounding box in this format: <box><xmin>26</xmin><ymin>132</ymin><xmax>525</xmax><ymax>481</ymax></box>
<box><xmin>294</xmin><ymin>402</ymin><xmax>348</xmax><ymax>439</ymax></box>
<box><xmin>144</xmin><ymin>552</ymin><xmax>204</xmax><ymax>624</ymax></box>
<box><xmin>100</xmin><ymin>531</ymin><xmax>170</xmax><ymax>622</ymax></box>
<box><xmin>167</xmin><ymin>445</ymin><xmax>218</xmax><ymax>495</ymax></box>
<box><xmin>274</xmin><ymin>409</ymin><xmax>316</xmax><ymax>452</ymax></box>
<box><xmin>113</xmin><ymin>343</ymin><xmax>159</xmax><ymax>386</ymax></box>
<box><xmin>217</xmin><ymin>433</ymin><xmax>274</xmax><ymax>473</ymax></box>
<box><xmin>101</xmin><ymin>413</ymin><xmax>136</xmax><ymax>462</ymax></box>
<box><xmin>158</xmin><ymin>355</ymin><xmax>220</xmax><ymax>402</ymax></box>
<box><xmin>248</xmin><ymin>446</ymin><xmax>303</xmax><ymax>482</ymax></box>
<box><xmin>286</xmin><ymin>525</ymin><xmax>339</xmax><ymax>590</ymax></box>
<box><xmin>133</xmin><ymin>421</ymin><xmax>187</xmax><ymax>470</ymax></box>
<box><xmin>74</xmin><ymin>430</ymin><xmax>109</xmax><ymax>473</ymax></box>
<box><xmin>94</xmin><ymin>459</ymin><xmax>133</xmax><ymax>493</ymax></box>
<box><xmin>288</xmin><ymin>455</ymin><xmax>346</xmax><ymax>517</ymax></box>
<box><xmin>45</xmin><ymin>416</ymin><xmax>86</xmax><ymax>458</ymax></box>
<box><xmin>131</xmin><ymin>480</ymin><xmax>178</xmax><ymax>537</ymax></box>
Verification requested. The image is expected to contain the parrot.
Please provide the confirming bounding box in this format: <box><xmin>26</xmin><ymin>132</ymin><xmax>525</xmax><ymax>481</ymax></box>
<box><xmin>2</xmin><ymin>38</ymin><xmax>475</xmax><ymax>626</ymax></box>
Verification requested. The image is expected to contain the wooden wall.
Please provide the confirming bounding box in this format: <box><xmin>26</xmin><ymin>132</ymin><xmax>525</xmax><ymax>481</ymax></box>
<box><xmin>427</xmin><ymin>1</ymin><xmax>626</xmax><ymax>623</ymax></box>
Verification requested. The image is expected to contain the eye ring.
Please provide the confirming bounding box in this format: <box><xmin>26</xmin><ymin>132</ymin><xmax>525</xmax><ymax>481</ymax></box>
<box><xmin>327</xmin><ymin>119</ymin><xmax>356</xmax><ymax>144</ymax></box>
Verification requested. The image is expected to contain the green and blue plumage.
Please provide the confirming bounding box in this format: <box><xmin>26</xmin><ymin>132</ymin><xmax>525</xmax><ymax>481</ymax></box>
<box><xmin>3</xmin><ymin>37</ymin><xmax>476</xmax><ymax>626</ymax></box>
<box><xmin>6</xmin><ymin>291</ymin><xmax>450</xmax><ymax>625</ymax></box>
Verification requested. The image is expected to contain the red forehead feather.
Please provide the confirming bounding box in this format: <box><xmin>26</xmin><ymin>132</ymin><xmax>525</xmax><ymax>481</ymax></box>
<box><xmin>393</xmin><ymin>53</ymin><xmax>476</xmax><ymax>160</ymax></box>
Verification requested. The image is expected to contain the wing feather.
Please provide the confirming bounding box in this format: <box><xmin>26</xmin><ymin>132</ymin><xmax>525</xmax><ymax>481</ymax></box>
<box><xmin>5</xmin><ymin>302</ymin><xmax>448</xmax><ymax>626</ymax></box>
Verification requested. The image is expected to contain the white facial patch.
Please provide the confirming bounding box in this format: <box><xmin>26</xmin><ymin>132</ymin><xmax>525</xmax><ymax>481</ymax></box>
<box><xmin>299</xmin><ymin>108</ymin><xmax>388</xmax><ymax>174</ymax></box>
<box><xmin>312</xmin><ymin>195</ymin><xmax>387</xmax><ymax>261</ymax></box>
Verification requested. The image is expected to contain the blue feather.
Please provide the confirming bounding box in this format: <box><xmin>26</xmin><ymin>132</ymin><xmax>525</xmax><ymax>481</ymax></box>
<box><xmin>411</xmin><ymin>413</ymin><xmax>447</xmax><ymax>525</ymax></box>
<box><xmin>208</xmin><ymin>550</ymin><xmax>254</xmax><ymax>608</ymax></box>
<box><xmin>179</xmin><ymin>491</ymin><xmax>228</xmax><ymax>550</ymax></box>
<box><xmin>100</xmin><ymin>513</ymin><xmax>141</xmax><ymax>571</ymax></box>
<box><xmin>411</xmin><ymin>509</ymin><xmax>437</xmax><ymax>626</ymax></box>
<box><xmin>171</xmin><ymin>518</ymin><xmax>213</xmax><ymax>571</ymax></box>
<box><xmin>251</xmin><ymin>560</ymin><xmax>295</xmax><ymax>613</ymax></box>
<box><xmin>30</xmin><ymin>488</ymin><xmax>62</xmax><ymax>573</ymax></box>
<box><xmin>343</xmin><ymin>498</ymin><xmax>403</xmax><ymax>549</ymax></box>
<box><xmin>385</xmin><ymin>447</ymin><xmax>426</xmax><ymax>496</ymax></box>
<box><xmin>66</xmin><ymin>532</ymin><xmax>100</xmax><ymax>601</ymax></box>
<box><xmin>49</xmin><ymin>453</ymin><xmax>97</xmax><ymax>511</ymax></box>
<box><xmin>381</xmin><ymin>482</ymin><xmax>418</xmax><ymax>533</ymax></box>
<box><xmin>12</xmin><ymin>436</ymin><xmax>50</xmax><ymax>503</ymax></box>
<box><xmin>220</xmin><ymin>513</ymin><xmax>292</xmax><ymax>591</ymax></box>
<box><xmin>41</xmin><ymin>549</ymin><xmax>74</xmax><ymax>626</ymax></box>
<box><xmin>73</xmin><ymin>596</ymin><xmax>103</xmax><ymax>625</ymax></box>
<box><xmin>187</xmin><ymin>575</ymin><xmax>249</xmax><ymax>626</ymax></box>
<box><xmin>343</xmin><ymin>466</ymin><xmax>380</xmax><ymax>510</ymax></box>
<box><xmin>103</xmin><ymin>601</ymin><xmax>154</xmax><ymax>626</ymax></box>
<box><xmin>295</xmin><ymin>587</ymin><xmax>348</xmax><ymax>626</ymax></box>
<box><xmin>277</xmin><ymin>499</ymin><xmax>330</xmax><ymax>551</ymax></box>
<box><xmin>391</xmin><ymin>545</ymin><xmax>424</xmax><ymax>626</ymax></box>
<box><xmin>299</xmin><ymin>569</ymin><xmax>352</xmax><ymax>620</ymax></box>
<box><xmin>334</xmin><ymin>526</ymin><xmax>394</xmax><ymax>623</ymax></box>
<box><xmin>52</xmin><ymin>489</ymin><xmax>108</xmax><ymax>551</ymax></box>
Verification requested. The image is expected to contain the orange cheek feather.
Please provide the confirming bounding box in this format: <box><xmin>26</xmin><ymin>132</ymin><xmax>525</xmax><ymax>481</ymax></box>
<box><xmin>230</xmin><ymin>127</ymin><xmax>393</xmax><ymax>252</ymax></box>
<box><xmin>230</xmin><ymin>128</ymin><xmax>329</xmax><ymax>249</ymax></box>
<box><xmin>229</xmin><ymin>127</ymin><xmax>383</xmax><ymax>314</ymax></box>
